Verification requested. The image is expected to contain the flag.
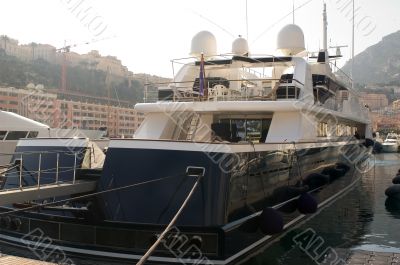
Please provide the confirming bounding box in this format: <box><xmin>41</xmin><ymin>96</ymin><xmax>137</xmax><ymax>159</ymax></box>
<box><xmin>199</xmin><ymin>53</ymin><xmax>205</xmax><ymax>96</ymax></box>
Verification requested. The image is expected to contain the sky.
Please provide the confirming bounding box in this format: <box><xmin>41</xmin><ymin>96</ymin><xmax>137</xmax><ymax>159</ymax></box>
<box><xmin>0</xmin><ymin>0</ymin><xmax>399</xmax><ymax>77</ymax></box>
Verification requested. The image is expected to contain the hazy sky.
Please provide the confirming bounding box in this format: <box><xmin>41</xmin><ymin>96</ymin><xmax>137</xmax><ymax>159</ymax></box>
<box><xmin>1</xmin><ymin>0</ymin><xmax>399</xmax><ymax>77</ymax></box>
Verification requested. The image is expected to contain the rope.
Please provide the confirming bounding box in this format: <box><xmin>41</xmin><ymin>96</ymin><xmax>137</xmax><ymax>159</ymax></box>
<box><xmin>136</xmin><ymin>174</ymin><xmax>203</xmax><ymax>265</ymax></box>
<box><xmin>0</xmin><ymin>174</ymin><xmax>180</xmax><ymax>217</ymax></box>
<box><xmin>292</xmin><ymin>141</ymin><xmax>303</xmax><ymax>183</ymax></box>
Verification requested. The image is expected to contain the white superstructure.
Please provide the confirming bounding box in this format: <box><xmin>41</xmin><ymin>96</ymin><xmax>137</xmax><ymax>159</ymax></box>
<box><xmin>0</xmin><ymin>111</ymin><xmax>50</xmax><ymax>166</ymax></box>
<box><xmin>135</xmin><ymin>4</ymin><xmax>371</xmax><ymax>147</ymax></box>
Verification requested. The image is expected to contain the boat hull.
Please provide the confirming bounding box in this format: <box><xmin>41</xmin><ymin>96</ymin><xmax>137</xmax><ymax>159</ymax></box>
<box><xmin>0</xmin><ymin>140</ymin><xmax>370</xmax><ymax>264</ymax></box>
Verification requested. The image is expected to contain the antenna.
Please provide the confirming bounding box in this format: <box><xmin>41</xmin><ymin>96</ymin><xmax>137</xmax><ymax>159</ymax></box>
<box><xmin>293</xmin><ymin>0</ymin><xmax>295</xmax><ymax>24</ymax></box>
<box><xmin>245</xmin><ymin>0</ymin><xmax>249</xmax><ymax>40</ymax></box>
<box><xmin>323</xmin><ymin>2</ymin><xmax>328</xmax><ymax>51</ymax></box>
<box><xmin>251</xmin><ymin>0</ymin><xmax>313</xmax><ymax>45</ymax></box>
<box><xmin>351</xmin><ymin>0</ymin><xmax>355</xmax><ymax>89</ymax></box>
<box><xmin>191</xmin><ymin>10</ymin><xmax>235</xmax><ymax>38</ymax></box>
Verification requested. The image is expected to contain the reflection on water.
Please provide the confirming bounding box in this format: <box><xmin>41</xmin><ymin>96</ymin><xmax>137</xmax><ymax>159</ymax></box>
<box><xmin>243</xmin><ymin>153</ymin><xmax>400</xmax><ymax>265</ymax></box>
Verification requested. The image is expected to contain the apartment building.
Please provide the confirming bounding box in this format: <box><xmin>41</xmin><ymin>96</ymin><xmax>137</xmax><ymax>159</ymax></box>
<box><xmin>0</xmin><ymin>87</ymin><xmax>143</xmax><ymax>138</ymax></box>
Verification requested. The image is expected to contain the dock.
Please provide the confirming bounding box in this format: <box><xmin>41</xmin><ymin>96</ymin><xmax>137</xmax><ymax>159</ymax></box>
<box><xmin>0</xmin><ymin>254</ymin><xmax>55</xmax><ymax>264</ymax></box>
<box><xmin>345</xmin><ymin>250</ymin><xmax>400</xmax><ymax>264</ymax></box>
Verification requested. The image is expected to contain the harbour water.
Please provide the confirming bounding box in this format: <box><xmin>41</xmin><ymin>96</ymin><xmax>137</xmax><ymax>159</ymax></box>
<box><xmin>243</xmin><ymin>153</ymin><xmax>400</xmax><ymax>265</ymax></box>
<box><xmin>0</xmin><ymin>153</ymin><xmax>399</xmax><ymax>265</ymax></box>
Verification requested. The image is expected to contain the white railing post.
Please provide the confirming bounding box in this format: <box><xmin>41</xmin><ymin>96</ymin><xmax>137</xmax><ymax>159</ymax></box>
<box><xmin>37</xmin><ymin>153</ymin><xmax>42</xmax><ymax>189</ymax></box>
<box><xmin>73</xmin><ymin>152</ymin><xmax>77</xmax><ymax>184</ymax></box>
<box><xmin>56</xmin><ymin>153</ymin><xmax>59</xmax><ymax>185</ymax></box>
<box><xmin>19</xmin><ymin>154</ymin><xmax>23</xmax><ymax>190</ymax></box>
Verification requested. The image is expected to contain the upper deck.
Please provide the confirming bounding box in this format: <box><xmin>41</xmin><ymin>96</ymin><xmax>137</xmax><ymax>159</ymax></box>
<box><xmin>145</xmin><ymin>55</ymin><xmax>308</xmax><ymax>103</ymax></box>
<box><xmin>139</xmin><ymin>55</ymin><xmax>363</xmax><ymax>116</ymax></box>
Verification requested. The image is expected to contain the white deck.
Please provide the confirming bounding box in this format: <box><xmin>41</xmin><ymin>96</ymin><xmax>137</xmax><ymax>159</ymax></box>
<box><xmin>0</xmin><ymin>181</ymin><xmax>97</xmax><ymax>206</ymax></box>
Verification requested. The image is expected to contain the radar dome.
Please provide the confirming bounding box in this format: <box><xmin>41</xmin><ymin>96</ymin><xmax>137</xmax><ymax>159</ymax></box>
<box><xmin>277</xmin><ymin>24</ymin><xmax>305</xmax><ymax>56</ymax></box>
<box><xmin>190</xmin><ymin>31</ymin><xmax>217</xmax><ymax>57</ymax></box>
<box><xmin>232</xmin><ymin>36</ymin><xmax>249</xmax><ymax>56</ymax></box>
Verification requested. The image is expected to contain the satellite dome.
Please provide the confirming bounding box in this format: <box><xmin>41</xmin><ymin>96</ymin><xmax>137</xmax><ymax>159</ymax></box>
<box><xmin>277</xmin><ymin>24</ymin><xmax>305</xmax><ymax>56</ymax></box>
<box><xmin>190</xmin><ymin>31</ymin><xmax>217</xmax><ymax>57</ymax></box>
<box><xmin>232</xmin><ymin>36</ymin><xmax>249</xmax><ymax>56</ymax></box>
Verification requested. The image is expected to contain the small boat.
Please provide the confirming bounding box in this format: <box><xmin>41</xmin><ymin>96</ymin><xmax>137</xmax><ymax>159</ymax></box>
<box><xmin>0</xmin><ymin>111</ymin><xmax>50</xmax><ymax>166</ymax></box>
<box><xmin>381</xmin><ymin>133</ymin><xmax>400</xmax><ymax>153</ymax></box>
<box><xmin>0</xmin><ymin>110</ymin><xmax>108</xmax><ymax>166</ymax></box>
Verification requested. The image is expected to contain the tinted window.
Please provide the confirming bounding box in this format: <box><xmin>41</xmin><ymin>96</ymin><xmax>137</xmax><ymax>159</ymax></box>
<box><xmin>27</xmin><ymin>131</ymin><xmax>39</xmax><ymax>138</ymax></box>
<box><xmin>217</xmin><ymin>119</ymin><xmax>271</xmax><ymax>143</ymax></box>
<box><xmin>0</xmin><ymin>131</ymin><xmax>7</xmax><ymax>140</ymax></box>
<box><xmin>5</xmin><ymin>131</ymin><xmax>28</xmax><ymax>140</ymax></box>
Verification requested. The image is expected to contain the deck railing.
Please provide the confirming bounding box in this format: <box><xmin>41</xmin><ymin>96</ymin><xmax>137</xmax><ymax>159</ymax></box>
<box><xmin>144</xmin><ymin>78</ymin><xmax>305</xmax><ymax>103</ymax></box>
<box><xmin>0</xmin><ymin>150</ymin><xmax>82</xmax><ymax>191</ymax></box>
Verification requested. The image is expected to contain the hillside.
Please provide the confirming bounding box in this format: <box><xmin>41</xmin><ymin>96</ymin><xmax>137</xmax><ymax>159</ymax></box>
<box><xmin>0</xmin><ymin>52</ymin><xmax>167</xmax><ymax>104</ymax></box>
<box><xmin>342</xmin><ymin>30</ymin><xmax>400</xmax><ymax>86</ymax></box>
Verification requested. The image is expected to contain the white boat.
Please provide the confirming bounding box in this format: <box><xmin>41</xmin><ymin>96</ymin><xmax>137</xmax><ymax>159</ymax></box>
<box><xmin>0</xmin><ymin>111</ymin><xmax>50</xmax><ymax>166</ymax></box>
<box><xmin>0</xmin><ymin>110</ymin><xmax>108</xmax><ymax>166</ymax></box>
<box><xmin>382</xmin><ymin>133</ymin><xmax>400</xmax><ymax>153</ymax></box>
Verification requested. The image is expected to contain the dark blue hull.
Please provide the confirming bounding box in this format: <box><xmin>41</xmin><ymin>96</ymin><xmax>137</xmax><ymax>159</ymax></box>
<box><xmin>0</xmin><ymin>139</ymin><xmax>370</xmax><ymax>264</ymax></box>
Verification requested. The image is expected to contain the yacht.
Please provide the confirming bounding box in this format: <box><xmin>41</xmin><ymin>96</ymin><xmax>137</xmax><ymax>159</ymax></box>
<box><xmin>0</xmin><ymin>110</ymin><xmax>50</xmax><ymax>166</ymax></box>
<box><xmin>0</xmin><ymin>5</ymin><xmax>373</xmax><ymax>265</ymax></box>
<box><xmin>0</xmin><ymin>110</ymin><xmax>108</xmax><ymax>166</ymax></box>
<box><xmin>382</xmin><ymin>133</ymin><xmax>400</xmax><ymax>153</ymax></box>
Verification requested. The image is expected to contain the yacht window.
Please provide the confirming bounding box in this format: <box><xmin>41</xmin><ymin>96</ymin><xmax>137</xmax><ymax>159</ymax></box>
<box><xmin>336</xmin><ymin>125</ymin><xmax>342</xmax><ymax>136</ymax></box>
<box><xmin>0</xmin><ymin>131</ymin><xmax>7</xmax><ymax>140</ymax></box>
<box><xmin>280</xmin><ymin>74</ymin><xmax>293</xmax><ymax>83</ymax></box>
<box><xmin>27</xmin><ymin>131</ymin><xmax>39</xmax><ymax>138</ymax></box>
<box><xmin>317</xmin><ymin>123</ymin><xmax>328</xmax><ymax>137</ymax></box>
<box><xmin>214</xmin><ymin>118</ymin><xmax>271</xmax><ymax>143</ymax></box>
<box><xmin>346</xmin><ymin>126</ymin><xmax>352</xmax><ymax>136</ymax></box>
<box><xmin>5</xmin><ymin>131</ymin><xmax>28</xmax><ymax>140</ymax></box>
<box><xmin>276</xmin><ymin>86</ymin><xmax>300</xmax><ymax>99</ymax></box>
<box><xmin>211</xmin><ymin>123</ymin><xmax>231</xmax><ymax>142</ymax></box>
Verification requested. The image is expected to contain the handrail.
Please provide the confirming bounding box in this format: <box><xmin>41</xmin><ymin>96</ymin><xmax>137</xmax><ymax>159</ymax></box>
<box><xmin>144</xmin><ymin>77</ymin><xmax>304</xmax><ymax>103</ymax></box>
<box><xmin>5</xmin><ymin>151</ymin><xmax>82</xmax><ymax>191</ymax></box>
<box><xmin>145</xmin><ymin>78</ymin><xmax>304</xmax><ymax>87</ymax></box>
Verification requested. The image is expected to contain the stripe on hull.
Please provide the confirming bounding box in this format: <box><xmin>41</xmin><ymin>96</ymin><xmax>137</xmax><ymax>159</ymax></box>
<box><xmin>0</xmin><ymin>175</ymin><xmax>360</xmax><ymax>265</ymax></box>
<box><xmin>109</xmin><ymin>139</ymin><xmax>364</xmax><ymax>153</ymax></box>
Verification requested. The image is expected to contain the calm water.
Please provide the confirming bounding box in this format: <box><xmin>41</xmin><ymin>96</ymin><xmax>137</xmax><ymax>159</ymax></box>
<box><xmin>243</xmin><ymin>153</ymin><xmax>400</xmax><ymax>265</ymax></box>
<box><xmin>0</xmin><ymin>153</ymin><xmax>399</xmax><ymax>265</ymax></box>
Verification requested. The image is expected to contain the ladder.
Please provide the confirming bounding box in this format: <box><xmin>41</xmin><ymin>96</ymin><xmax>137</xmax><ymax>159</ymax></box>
<box><xmin>186</xmin><ymin>114</ymin><xmax>200</xmax><ymax>141</ymax></box>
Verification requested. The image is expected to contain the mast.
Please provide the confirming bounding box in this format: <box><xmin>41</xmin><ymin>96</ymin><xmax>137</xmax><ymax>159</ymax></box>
<box><xmin>323</xmin><ymin>3</ymin><xmax>328</xmax><ymax>51</ymax></box>
<box><xmin>245</xmin><ymin>0</ymin><xmax>249</xmax><ymax>40</ymax></box>
<box><xmin>351</xmin><ymin>0</ymin><xmax>355</xmax><ymax>89</ymax></box>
